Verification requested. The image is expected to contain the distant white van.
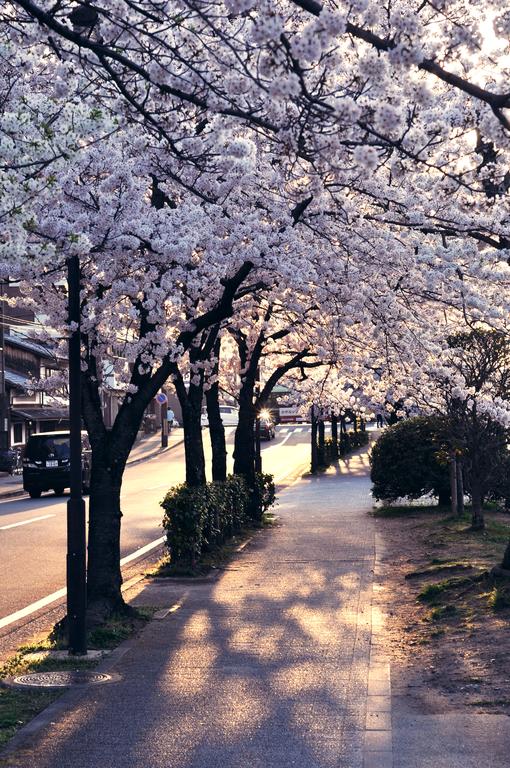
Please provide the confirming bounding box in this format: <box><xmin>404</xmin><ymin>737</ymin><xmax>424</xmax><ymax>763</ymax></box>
<box><xmin>201</xmin><ymin>405</ymin><xmax>239</xmax><ymax>427</ymax></box>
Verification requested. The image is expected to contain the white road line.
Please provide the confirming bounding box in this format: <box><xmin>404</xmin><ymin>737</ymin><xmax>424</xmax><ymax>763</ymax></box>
<box><xmin>0</xmin><ymin>514</ymin><xmax>55</xmax><ymax>531</ymax></box>
<box><xmin>0</xmin><ymin>535</ymin><xmax>166</xmax><ymax>631</ymax></box>
<box><xmin>0</xmin><ymin>587</ymin><xmax>67</xmax><ymax>630</ymax></box>
<box><xmin>120</xmin><ymin>536</ymin><xmax>165</xmax><ymax>566</ymax></box>
<box><xmin>262</xmin><ymin>431</ymin><xmax>295</xmax><ymax>452</ymax></box>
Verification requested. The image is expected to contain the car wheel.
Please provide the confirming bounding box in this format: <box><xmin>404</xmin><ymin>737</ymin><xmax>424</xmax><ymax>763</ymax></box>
<box><xmin>53</xmin><ymin>487</ymin><xmax>65</xmax><ymax>496</ymax></box>
<box><xmin>29</xmin><ymin>489</ymin><xmax>42</xmax><ymax>499</ymax></box>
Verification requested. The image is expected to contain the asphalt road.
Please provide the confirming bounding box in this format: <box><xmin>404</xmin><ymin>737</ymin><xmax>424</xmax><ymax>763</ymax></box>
<box><xmin>0</xmin><ymin>425</ymin><xmax>311</xmax><ymax>633</ymax></box>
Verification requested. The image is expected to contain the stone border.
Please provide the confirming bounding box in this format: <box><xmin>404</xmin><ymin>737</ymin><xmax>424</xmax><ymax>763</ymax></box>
<box><xmin>363</xmin><ymin>532</ymin><xmax>393</xmax><ymax>768</ymax></box>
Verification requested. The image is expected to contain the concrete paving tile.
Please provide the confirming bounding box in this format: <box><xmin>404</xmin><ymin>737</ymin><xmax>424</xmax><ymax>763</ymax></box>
<box><xmin>363</xmin><ymin>751</ymin><xmax>394</xmax><ymax>768</ymax></box>
<box><xmin>367</xmin><ymin>678</ymin><xmax>391</xmax><ymax>696</ymax></box>
<box><xmin>368</xmin><ymin>663</ymin><xmax>390</xmax><ymax>681</ymax></box>
<box><xmin>366</xmin><ymin>711</ymin><xmax>392</xmax><ymax>731</ymax></box>
<box><xmin>366</xmin><ymin>696</ymin><xmax>392</xmax><ymax>713</ymax></box>
<box><xmin>365</xmin><ymin>730</ymin><xmax>393</xmax><ymax>750</ymax></box>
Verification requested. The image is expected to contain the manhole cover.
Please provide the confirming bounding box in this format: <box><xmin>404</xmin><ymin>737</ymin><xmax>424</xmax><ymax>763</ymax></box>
<box><xmin>11</xmin><ymin>671</ymin><xmax>112</xmax><ymax>689</ymax></box>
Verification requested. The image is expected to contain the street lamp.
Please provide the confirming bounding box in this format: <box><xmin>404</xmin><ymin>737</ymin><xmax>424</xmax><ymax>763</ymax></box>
<box><xmin>66</xmin><ymin>255</ymin><xmax>87</xmax><ymax>655</ymax></box>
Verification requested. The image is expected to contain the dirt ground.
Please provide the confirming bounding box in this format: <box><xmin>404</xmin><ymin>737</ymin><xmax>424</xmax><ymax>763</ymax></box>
<box><xmin>373</xmin><ymin>504</ymin><xmax>510</xmax><ymax>716</ymax></box>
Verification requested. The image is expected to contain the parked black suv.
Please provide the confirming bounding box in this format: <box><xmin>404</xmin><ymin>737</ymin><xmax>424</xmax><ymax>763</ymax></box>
<box><xmin>22</xmin><ymin>431</ymin><xmax>91</xmax><ymax>499</ymax></box>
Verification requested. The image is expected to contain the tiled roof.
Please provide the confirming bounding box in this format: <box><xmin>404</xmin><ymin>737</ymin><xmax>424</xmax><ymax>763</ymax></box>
<box><xmin>4</xmin><ymin>369</ymin><xmax>31</xmax><ymax>391</ymax></box>
<box><xmin>5</xmin><ymin>334</ymin><xmax>57</xmax><ymax>360</ymax></box>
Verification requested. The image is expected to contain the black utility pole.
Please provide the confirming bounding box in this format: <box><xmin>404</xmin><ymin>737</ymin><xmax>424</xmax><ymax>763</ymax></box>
<box><xmin>66</xmin><ymin>256</ymin><xmax>87</xmax><ymax>655</ymax></box>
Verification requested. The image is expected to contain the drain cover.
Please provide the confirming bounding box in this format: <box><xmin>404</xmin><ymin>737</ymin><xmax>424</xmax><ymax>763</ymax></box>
<box><xmin>12</xmin><ymin>670</ymin><xmax>112</xmax><ymax>688</ymax></box>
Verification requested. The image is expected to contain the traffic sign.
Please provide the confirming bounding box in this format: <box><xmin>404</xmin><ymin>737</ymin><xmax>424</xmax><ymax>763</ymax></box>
<box><xmin>155</xmin><ymin>392</ymin><xmax>167</xmax><ymax>405</ymax></box>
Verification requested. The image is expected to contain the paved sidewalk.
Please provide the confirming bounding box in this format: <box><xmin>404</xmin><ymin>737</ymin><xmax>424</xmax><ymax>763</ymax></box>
<box><xmin>2</xmin><ymin>450</ymin><xmax>376</xmax><ymax>768</ymax></box>
<box><xmin>0</xmin><ymin>429</ymin><xmax>184</xmax><ymax>500</ymax></box>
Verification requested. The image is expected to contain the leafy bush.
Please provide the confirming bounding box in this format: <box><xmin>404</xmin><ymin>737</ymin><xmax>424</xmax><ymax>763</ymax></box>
<box><xmin>370</xmin><ymin>416</ymin><xmax>450</xmax><ymax>503</ymax></box>
<box><xmin>161</xmin><ymin>483</ymin><xmax>209</xmax><ymax>567</ymax></box>
<box><xmin>161</xmin><ymin>473</ymin><xmax>275</xmax><ymax>567</ymax></box>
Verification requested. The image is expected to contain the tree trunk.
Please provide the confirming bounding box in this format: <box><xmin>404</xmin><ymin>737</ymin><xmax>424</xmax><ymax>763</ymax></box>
<box><xmin>456</xmin><ymin>459</ymin><xmax>465</xmax><ymax>516</ymax></box>
<box><xmin>181</xmin><ymin>395</ymin><xmax>206</xmax><ymax>487</ymax></box>
<box><xmin>331</xmin><ymin>413</ymin><xmax>338</xmax><ymax>459</ymax></box>
<box><xmin>470</xmin><ymin>476</ymin><xmax>485</xmax><ymax>530</ymax></box>
<box><xmin>318</xmin><ymin>418</ymin><xmax>325</xmax><ymax>466</ymax></box>
<box><xmin>311</xmin><ymin>407</ymin><xmax>318</xmax><ymax>473</ymax></box>
<box><xmin>501</xmin><ymin>538</ymin><xmax>510</xmax><ymax>570</ymax></box>
<box><xmin>205</xmin><ymin>380</ymin><xmax>227</xmax><ymax>482</ymax></box>
<box><xmin>233</xmin><ymin>391</ymin><xmax>256</xmax><ymax>484</ymax></box>
<box><xmin>87</xmin><ymin>459</ymin><xmax>127</xmax><ymax>622</ymax></box>
<box><xmin>449</xmin><ymin>455</ymin><xmax>458</xmax><ymax>516</ymax></box>
<box><xmin>437</xmin><ymin>488</ymin><xmax>451</xmax><ymax>506</ymax></box>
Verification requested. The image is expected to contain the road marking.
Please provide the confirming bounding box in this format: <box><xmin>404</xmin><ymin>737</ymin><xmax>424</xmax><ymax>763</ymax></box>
<box><xmin>0</xmin><ymin>587</ymin><xmax>67</xmax><ymax>630</ymax></box>
<box><xmin>120</xmin><ymin>536</ymin><xmax>165</xmax><ymax>566</ymax></box>
<box><xmin>0</xmin><ymin>536</ymin><xmax>166</xmax><ymax>631</ymax></box>
<box><xmin>0</xmin><ymin>514</ymin><xmax>55</xmax><ymax>531</ymax></box>
<box><xmin>262</xmin><ymin>431</ymin><xmax>295</xmax><ymax>452</ymax></box>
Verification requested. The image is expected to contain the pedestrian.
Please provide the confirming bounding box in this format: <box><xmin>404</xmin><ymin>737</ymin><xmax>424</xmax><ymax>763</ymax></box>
<box><xmin>167</xmin><ymin>407</ymin><xmax>175</xmax><ymax>433</ymax></box>
<box><xmin>376</xmin><ymin>410</ymin><xmax>384</xmax><ymax>428</ymax></box>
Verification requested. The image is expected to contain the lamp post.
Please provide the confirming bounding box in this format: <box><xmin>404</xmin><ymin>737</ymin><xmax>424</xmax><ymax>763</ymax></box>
<box><xmin>66</xmin><ymin>255</ymin><xmax>87</xmax><ymax>655</ymax></box>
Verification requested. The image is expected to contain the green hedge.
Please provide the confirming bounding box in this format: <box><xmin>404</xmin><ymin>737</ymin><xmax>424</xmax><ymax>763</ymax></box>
<box><xmin>161</xmin><ymin>473</ymin><xmax>275</xmax><ymax>567</ymax></box>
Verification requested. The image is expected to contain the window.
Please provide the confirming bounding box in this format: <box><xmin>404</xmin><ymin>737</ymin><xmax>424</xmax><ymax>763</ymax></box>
<box><xmin>12</xmin><ymin>423</ymin><xmax>23</xmax><ymax>445</ymax></box>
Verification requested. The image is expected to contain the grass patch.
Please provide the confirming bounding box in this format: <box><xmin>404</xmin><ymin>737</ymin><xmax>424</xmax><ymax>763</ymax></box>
<box><xmin>429</xmin><ymin>604</ymin><xmax>458</xmax><ymax>621</ymax></box>
<box><xmin>0</xmin><ymin>688</ymin><xmax>57</xmax><ymax>748</ymax></box>
<box><xmin>88</xmin><ymin>608</ymin><xmax>154</xmax><ymax>650</ymax></box>
<box><xmin>406</xmin><ymin>561</ymin><xmax>474</xmax><ymax>579</ymax></box>
<box><xmin>417</xmin><ymin>581</ymin><xmax>453</xmax><ymax>603</ymax></box>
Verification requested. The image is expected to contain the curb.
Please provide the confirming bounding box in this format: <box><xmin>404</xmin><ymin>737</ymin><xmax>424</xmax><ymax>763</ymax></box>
<box><xmin>363</xmin><ymin>533</ymin><xmax>393</xmax><ymax>768</ymax></box>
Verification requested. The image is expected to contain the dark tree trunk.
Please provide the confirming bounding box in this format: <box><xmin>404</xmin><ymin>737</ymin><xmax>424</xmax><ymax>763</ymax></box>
<box><xmin>340</xmin><ymin>415</ymin><xmax>347</xmax><ymax>435</ymax></box>
<box><xmin>456</xmin><ymin>459</ymin><xmax>465</xmax><ymax>516</ymax></box>
<box><xmin>311</xmin><ymin>407</ymin><xmax>318</xmax><ymax>473</ymax></box>
<box><xmin>318</xmin><ymin>418</ymin><xmax>325</xmax><ymax>466</ymax></box>
<box><xmin>180</xmin><ymin>390</ymin><xmax>206</xmax><ymax>487</ymax></box>
<box><xmin>501</xmin><ymin>539</ymin><xmax>510</xmax><ymax>570</ymax></box>
<box><xmin>449</xmin><ymin>455</ymin><xmax>458</xmax><ymax>516</ymax></box>
<box><xmin>233</xmin><ymin>388</ymin><xmax>256</xmax><ymax>485</ymax></box>
<box><xmin>437</xmin><ymin>488</ymin><xmax>451</xmax><ymax>506</ymax></box>
<box><xmin>470</xmin><ymin>477</ymin><xmax>485</xmax><ymax>530</ymax></box>
<box><xmin>206</xmin><ymin>378</ymin><xmax>227</xmax><ymax>482</ymax></box>
<box><xmin>87</xmin><ymin>461</ymin><xmax>126</xmax><ymax>621</ymax></box>
<box><xmin>331</xmin><ymin>413</ymin><xmax>338</xmax><ymax>459</ymax></box>
<box><xmin>83</xmin><ymin>384</ymin><xmax>142</xmax><ymax>620</ymax></box>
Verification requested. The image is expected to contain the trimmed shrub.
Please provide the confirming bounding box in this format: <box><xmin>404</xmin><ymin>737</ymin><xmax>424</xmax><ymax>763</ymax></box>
<box><xmin>370</xmin><ymin>416</ymin><xmax>450</xmax><ymax>503</ymax></box>
<box><xmin>161</xmin><ymin>473</ymin><xmax>275</xmax><ymax>567</ymax></box>
<box><xmin>161</xmin><ymin>483</ymin><xmax>209</xmax><ymax>567</ymax></box>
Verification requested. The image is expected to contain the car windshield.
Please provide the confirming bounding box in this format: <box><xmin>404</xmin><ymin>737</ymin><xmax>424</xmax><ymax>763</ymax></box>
<box><xmin>26</xmin><ymin>435</ymin><xmax>70</xmax><ymax>461</ymax></box>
